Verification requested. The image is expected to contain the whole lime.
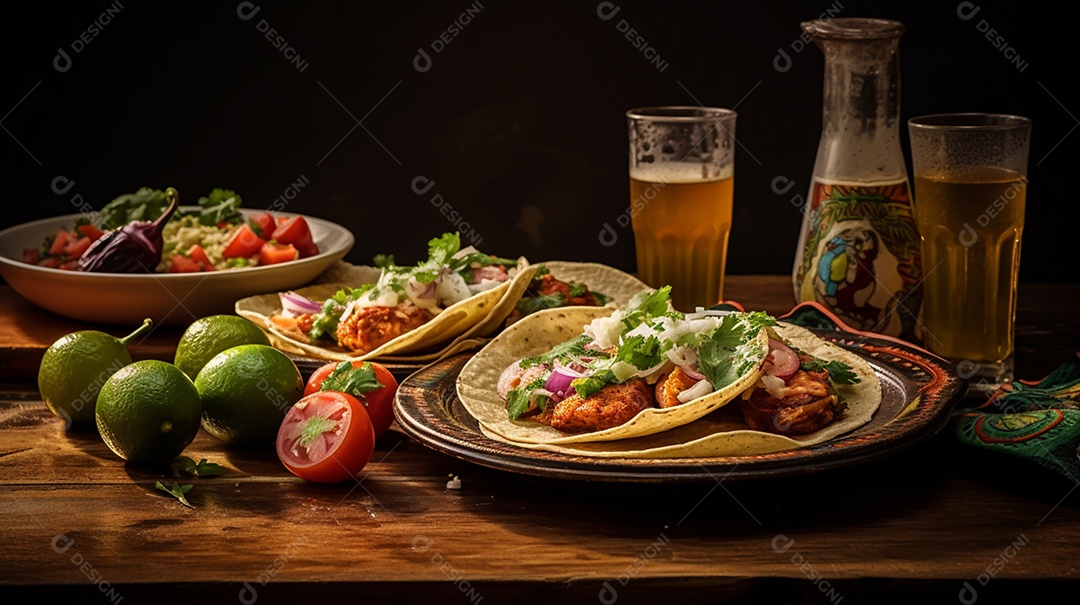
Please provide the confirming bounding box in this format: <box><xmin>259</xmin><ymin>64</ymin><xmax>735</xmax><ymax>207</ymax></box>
<box><xmin>174</xmin><ymin>315</ymin><xmax>271</xmax><ymax>381</ymax></box>
<box><xmin>95</xmin><ymin>359</ymin><xmax>202</xmax><ymax>465</ymax></box>
<box><xmin>39</xmin><ymin>318</ymin><xmax>154</xmax><ymax>428</ymax></box>
<box><xmin>195</xmin><ymin>344</ymin><xmax>303</xmax><ymax>446</ymax></box>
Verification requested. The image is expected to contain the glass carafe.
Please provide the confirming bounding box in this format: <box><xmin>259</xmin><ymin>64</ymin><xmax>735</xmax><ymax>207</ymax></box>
<box><xmin>791</xmin><ymin>18</ymin><xmax>922</xmax><ymax>342</ymax></box>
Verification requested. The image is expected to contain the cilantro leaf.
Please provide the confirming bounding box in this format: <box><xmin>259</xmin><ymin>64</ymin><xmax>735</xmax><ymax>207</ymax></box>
<box><xmin>506</xmin><ymin>375</ymin><xmax>548</xmax><ymax>420</ymax></box>
<box><xmin>520</xmin><ymin>335</ymin><xmax>595</xmax><ymax>369</ymax></box>
<box><xmin>155</xmin><ymin>481</ymin><xmax>194</xmax><ymax>508</ymax></box>
<box><xmin>571</xmin><ymin>369</ymin><xmax>615</xmax><ymax>399</ymax></box>
<box><xmin>801</xmin><ymin>357</ymin><xmax>861</xmax><ymax>385</ymax></box>
<box><xmin>320</xmin><ymin>361</ymin><xmax>384</xmax><ymax>397</ymax></box>
<box><xmin>620</xmin><ymin>287</ymin><xmax>677</xmax><ymax>331</ymax></box>
<box><xmin>196</xmin><ymin>188</ymin><xmax>243</xmax><ymax>226</ymax></box>
<box><xmin>697</xmin><ymin>314</ymin><xmax>768</xmax><ymax>390</ymax></box>
<box><xmin>99</xmin><ymin>187</ymin><xmax>169</xmax><ymax>229</ymax></box>
<box><xmin>172</xmin><ymin>456</ymin><xmax>230</xmax><ymax>478</ymax></box>
<box><xmin>614</xmin><ymin>334</ymin><xmax>662</xmax><ymax>370</ymax></box>
<box><xmin>413</xmin><ymin>232</ymin><xmax>462</xmax><ymax>284</ymax></box>
<box><xmin>515</xmin><ymin>293</ymin><xmax>568</xmax><ymax>316</ymax></box>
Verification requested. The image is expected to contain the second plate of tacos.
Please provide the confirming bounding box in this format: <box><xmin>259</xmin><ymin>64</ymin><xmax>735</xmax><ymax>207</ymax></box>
<box><xmin>456</xmin><ymin>286</ymin><xmax>882</xmax><ymax>457</ymax></box>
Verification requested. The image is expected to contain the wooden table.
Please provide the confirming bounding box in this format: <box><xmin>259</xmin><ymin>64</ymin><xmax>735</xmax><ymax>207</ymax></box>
<box><xmin>2</xmin><ymin>276</ymin><xmax>1079</xmax><ymax>603</ymax></box>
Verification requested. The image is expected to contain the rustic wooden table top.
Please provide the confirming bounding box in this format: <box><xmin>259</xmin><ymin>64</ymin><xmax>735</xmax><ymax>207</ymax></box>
<box><xmin>2</xmin><ymin>276</ymin><xmax>1079</xmax><ymax>603</ymax></box>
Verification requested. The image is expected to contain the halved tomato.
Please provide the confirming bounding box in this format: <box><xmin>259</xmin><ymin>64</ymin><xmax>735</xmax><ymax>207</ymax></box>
<box><xmin>223</xmin><ymin>224</ymin><xmax>266</xmax><ymax>259</ymax></box>
<box><xmin>304</xmin><ymin>361</ymin><xmax>398</xmax><ymax>438</ymax></box>
<box><xmin>275</xmin><ymin>391</ymin><xmax>376</xmax><ymax>483</ymax></box>
<box><xmin>249</xmin><ymin>211</ymin><xmax>277</xmax><ymax>239</ymax></box>
<box><xmin>272</xmin><ymin>216</ymin><xmax>318</xmax><ymax>258</ymax></box>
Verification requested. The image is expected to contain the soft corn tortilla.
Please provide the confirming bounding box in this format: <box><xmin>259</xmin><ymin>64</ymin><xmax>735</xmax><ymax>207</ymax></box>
<box><xmin>457</xmin><ymin>310</ymin><xmax>881</xmax><ymax>456</ymax></box>
<box><xmin>236</xmin><ymin>261</ymin><xmax>649</xmax><ymax>362</ymax></box>
<box><xmin>236</xmin><ymin>260</ymin><xmax>536</xmax><ymax>362</ymax></box>
<box><xmin>457</xmin><ymin>306</ymin><xmax>771</xmax><ymax>445</ymax></box>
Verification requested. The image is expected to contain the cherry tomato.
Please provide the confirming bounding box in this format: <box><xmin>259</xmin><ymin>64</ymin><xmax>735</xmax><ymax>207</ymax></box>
<box><xmin>305</xmin><ymin>361</ymin><xmax>397</xmax><ymax>438</ymax></box>
<box><xmin>249</xmin><ymin>211</ymin><xmax>277</xmax><ymax>239</ymax></box>
<box><xmin>275</xmin><ymin>391</ymin><xmax>375</xmax><ymax>483</ymax></box>
<box><xmin>223</xmin><ymin>224</ymin><xmax>266</xmax><ymax>259</ymax></box>
<box><xmin>272</xmin><ymin>216</ymin><xmax>318</xmax><ymax>258</ymax></box>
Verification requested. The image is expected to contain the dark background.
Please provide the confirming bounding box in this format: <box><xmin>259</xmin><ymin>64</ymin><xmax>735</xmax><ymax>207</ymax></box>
<box><xmin>2</xmin><ymin>0</ymin><xmax>1075</xmax><ymax>283</ymax></box>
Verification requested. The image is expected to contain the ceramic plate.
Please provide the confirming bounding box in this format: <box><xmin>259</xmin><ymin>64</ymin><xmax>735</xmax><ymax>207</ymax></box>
<box><xmin>0</xmin><ymin>209</ymin><xmax>353</xmax><ymax>325</ymax></box>
<box><xmin>393</xmin><ymin>303</ymin><xmax>968</xmax><ymax>482</ymax></box>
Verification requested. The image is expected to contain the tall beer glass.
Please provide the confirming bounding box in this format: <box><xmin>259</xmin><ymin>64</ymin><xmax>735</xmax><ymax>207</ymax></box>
<box><xmin>908</xmin><ymin>113</ymin><xmax>1031</xmax><ymax>393</ymax></box>
<box><xmin>627</xmin><ymin>107</ymin><xmax>736</xmax><ymax>312</ymax></box>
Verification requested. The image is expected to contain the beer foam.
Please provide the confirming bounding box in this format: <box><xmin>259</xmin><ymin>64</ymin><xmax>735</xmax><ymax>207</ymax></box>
<box><xmin>630</xmin><ymin>162</ymin><xmax>734</xmax><ymax>183</ymax></box>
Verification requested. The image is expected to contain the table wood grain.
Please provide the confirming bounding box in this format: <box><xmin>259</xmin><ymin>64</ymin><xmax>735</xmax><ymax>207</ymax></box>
<box><xmin>2</xmin><ymin>277</ymin><xmax>1079</xmax><ymax>603</ymax></box>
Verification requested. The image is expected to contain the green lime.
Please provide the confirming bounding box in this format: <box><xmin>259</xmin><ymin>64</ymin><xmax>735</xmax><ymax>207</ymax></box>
<box><xmin>38</xmin><ymin>318</ymin><xmax>154</xmax><ymax>428</ymax></box>
<box><xmin>195</xmin><ymin>344</ymin><xmax>303</xmax><ymax>446</ymax></box>
<box><xmin>95</xmin><ymin>359</ymin><xmax>202</xmax><ymax>465</ymax></box>
<box><xmin>174</xmin><ymin>315</ymin><xmax>271</xmax><ymax>381</ymax></box>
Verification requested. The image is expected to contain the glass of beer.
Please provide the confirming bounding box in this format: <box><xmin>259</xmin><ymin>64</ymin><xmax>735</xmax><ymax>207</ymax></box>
<box><xmin>626</xmin><ymin>106</ymin><xmax>736</xmax><ymax>312</ymax></box>
<box><xmin>908</xmin><ymin>113</ymin><xmax>1031</xmax><ymax>394</ymax></box>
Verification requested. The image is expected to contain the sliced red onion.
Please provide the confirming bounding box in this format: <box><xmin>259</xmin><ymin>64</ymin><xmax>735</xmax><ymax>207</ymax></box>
<box><xmin>544</xmin><ymin>368</ymin><xmax>590</xmax><ymax>404</ymax></box>
<box><xmin>764</xmin><ymin>338</ymin><xmax>800</xmax><ymax>382</ymax></box>
<box><xmin>682</xmin><ymin>367</ymin><xmax>707</xmax><ymax>381</ymax></box>
<box><xmin>280</xmin><ymin>291</ymin><xmax>321</xmax><ymax>316</ymax></box>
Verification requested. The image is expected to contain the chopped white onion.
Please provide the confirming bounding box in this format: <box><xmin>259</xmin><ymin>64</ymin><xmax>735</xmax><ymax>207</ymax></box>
<box><xmin>677</xmin><ymin>379</ymin><xmax>714</xmax><ymax>403</ymax></box>
<box><xmin>760</xmin><ymin>374</ymin><xmax>788</xmax><ymax>399</ymax></box>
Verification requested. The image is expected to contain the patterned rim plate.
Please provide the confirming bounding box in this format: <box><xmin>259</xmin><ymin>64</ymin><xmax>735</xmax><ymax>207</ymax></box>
<box><xmin>392</xmin><ymin>302</ymin><xmax>969</xmax><ymax>483</ymax></box>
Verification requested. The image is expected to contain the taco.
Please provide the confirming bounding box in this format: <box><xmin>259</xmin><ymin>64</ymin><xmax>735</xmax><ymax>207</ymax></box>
<box><xmin>236</xmin><ymin>234</ymin><xmax>650</xmax><ymax>362</ymax></box>
<box><xmin>456</xmin><ymin>287</ymin><xmax>881</xmax><ymax>456</ymax></box>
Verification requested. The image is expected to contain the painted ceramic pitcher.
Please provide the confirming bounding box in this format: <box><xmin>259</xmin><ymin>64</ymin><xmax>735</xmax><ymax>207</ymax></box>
<box><xmin>791</xmin><ymin>18</ymin><xmax>922</xmax><ymax>342</ymax></box>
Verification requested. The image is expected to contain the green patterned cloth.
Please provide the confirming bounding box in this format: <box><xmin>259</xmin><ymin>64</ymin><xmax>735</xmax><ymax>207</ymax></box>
<box><xmin>952</xmin><ymin>353</ymin><xmax>1080</xmax><ymax>484</ymax></box>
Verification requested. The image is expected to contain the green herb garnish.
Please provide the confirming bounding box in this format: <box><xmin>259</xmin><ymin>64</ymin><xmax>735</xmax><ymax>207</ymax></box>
<box><xmin>320</xmin><ymin>361</ymin><xmax>384</xmax><ymax>398</ymax></box>
<box><xmin>155</xmin><ymin>481</ymin><xmax>194</xmax><ymax>508</ymax></box>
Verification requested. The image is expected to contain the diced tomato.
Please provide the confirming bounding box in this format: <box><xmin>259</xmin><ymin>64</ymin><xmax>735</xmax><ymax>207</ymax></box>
<box><xmin>249</xmin><ymin>212</ymin><xmax>276</xmax><ymax>239</ymax></box>
<box><xmin>168</xmin><ymin>254</ymin><xmax>202</xmax><ymax>273</ymax></box>
<box><xmin>58</xmin><ymin>260</ymin><xmax>80</xmax><ymax>271</ymax></box>
<box><xmin>272</xmin><ymin>216</ymin><xmax>318</xmax><ymax>258</ymax></box>
<box><xmin>77</xmin><ymin>224</ymin><xmax>105</xmax><ymax>242</ymax></box>
<box><xmin>63</xmin><ymin>236</ymin><xmax>92</xmax><ymax>259</ymax></box>
<box><xmin>39</xmin><ymin>257</ymin><xmax>62</xmax><ymax>269</ymax></box>
<box><xmin>49</xmin><ymin>229</ymin><xmax>71</xmax><ymax>256</ymax></box>
<box><xmin>187</xmin><ymin>245</ymin><xmax>215</xmax><ymax>271</ymax></box>
<box><xmin>222</xmin><ymin>224</ymin><xmax>266</xmax><ymax>259</ymax></box>
<box><xmin>258</xmin><ymin>242</ymin><xmax>299</xmax><ymax>265</ymax></box>
<box><xmin>22</xmin><ymin>248</ymin><xmax>40</xmax><ymax>265</ymax></box>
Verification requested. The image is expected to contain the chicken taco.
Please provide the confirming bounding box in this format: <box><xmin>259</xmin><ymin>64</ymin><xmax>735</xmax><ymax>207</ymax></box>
<box><xmin>236</xmin><ymin>233</ymin><xmax>650</xmax><ymax>362</ymax></box>
<box><xmin>456</xmin><ymin>287</ymin><xmax>881</xmax><ymax>455</ymax></box>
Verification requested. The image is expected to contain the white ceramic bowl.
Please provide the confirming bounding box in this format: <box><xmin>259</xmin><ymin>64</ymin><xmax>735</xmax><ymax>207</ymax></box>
<box><xmin>0</xmin><ymin>209</ymin><xmax>354</xmax><ymax>326</ymax></box>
